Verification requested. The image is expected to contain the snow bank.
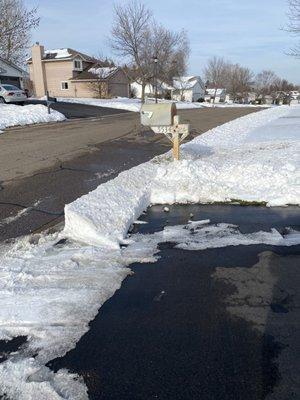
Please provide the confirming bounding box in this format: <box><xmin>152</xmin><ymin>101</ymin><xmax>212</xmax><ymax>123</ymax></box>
<box><xmin>0</xmin><ymin>104</ymin><xmax>66</xmax><ymax>133</ymax></box>
<box><xmin>57</xmin><ymin>96</ymin><xmax>204</xmax><ymax>112</ymax></box>
<box><xmin>57</xmin><ymin>96</ymin><xmax>272</xmax><ymax>112</ymax></box>
<box><xmin>64</xmin><ymin>105</ymin><xmax>300</xmax><ymax>247</ymax></box>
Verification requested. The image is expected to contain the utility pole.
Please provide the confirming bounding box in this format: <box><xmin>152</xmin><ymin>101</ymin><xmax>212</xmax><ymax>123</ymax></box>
<box><xmin>153</xmin><ymin>55</ymin><xmax>158</xmax><ymax>104</ymax></box>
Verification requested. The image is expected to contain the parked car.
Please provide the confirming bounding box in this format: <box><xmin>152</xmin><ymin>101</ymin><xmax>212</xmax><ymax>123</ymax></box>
<box><xmin>0</xmin><ymin>84</ymin><xmax>27</xmax><ymax>105</ymax></box>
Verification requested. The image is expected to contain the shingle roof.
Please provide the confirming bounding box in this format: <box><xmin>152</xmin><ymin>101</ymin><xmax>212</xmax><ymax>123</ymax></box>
<box><xmin>27</xmin><ymin>48</ymin><xmax>95</xmax><ymax>62</ymax></box>
<box><xmin>71</xmin><ymin>64</ymin><xmax>119</xmax><ymax>81</ymax></box>
<box><xmin>173</xmin><ymin>76</ymin><xmax>201</xmax><ymax>90</ymax></box>
<box><xmin>0</xmin><ymin>56</ymin><xmax>28</xmax><ymax>75</ymax></box>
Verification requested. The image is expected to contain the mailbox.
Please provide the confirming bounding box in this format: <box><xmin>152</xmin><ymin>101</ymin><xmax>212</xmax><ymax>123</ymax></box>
<box><xmin>140</xmin><ymin>103</ymin><xmax>177</xmax><ymax>127</ymax></box>
<box><xmin>140</xmin><ymin>101</ymin><xmax>189</xmax><ymax>161</ymax></box>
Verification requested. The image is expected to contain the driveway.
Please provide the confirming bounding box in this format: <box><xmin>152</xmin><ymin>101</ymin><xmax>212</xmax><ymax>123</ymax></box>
<box><xmin>48</xmin><ymin>204</ymin><xmax>300</xmax><ymax>399</ymax></box>
<box><xmin>26</xmin><ymin>99</ymin><xmax>130</xmax><ymax>119</ymax></box>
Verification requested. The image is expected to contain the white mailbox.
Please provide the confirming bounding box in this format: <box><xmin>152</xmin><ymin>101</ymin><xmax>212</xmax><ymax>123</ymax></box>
<box><xmin>140</xmin><ymin>102</ymin><xmax>190</xmax><ymax>161</ymax></box>
<box><xmin>141</xmin><ymin>103</ymin><xmax>177</xmax><ymax>126</ymax></box>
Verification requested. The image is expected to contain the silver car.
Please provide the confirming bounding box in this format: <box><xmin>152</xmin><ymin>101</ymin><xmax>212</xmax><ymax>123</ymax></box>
<box><xmin>0</xmin><ymin>84</ymin><xmax>27</xmax><ymax>105</ymax></box>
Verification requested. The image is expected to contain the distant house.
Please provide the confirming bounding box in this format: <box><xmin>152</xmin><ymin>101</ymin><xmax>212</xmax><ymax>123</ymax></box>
<box><xmin>205</xmin><ymin>88</ymin><xmax>227</xmax><ymax>103</ymax></box>
<box><xmin>27</xmin><ymin>43</ymin><xmax>130</xmax><ymax>98</ymax></box>
<box><xmin>131</xmin><ymin>80</ymin><xmax>173</xmax><ymax>99</ymax></box>
<box><xmin>290</xmin><ymin>90</ymin><xmax>300</xmax><ymax>100</ymax></box>
<box><xmin>0</xmin><ymin>56</ymin><xmax>27</xmax><ymax>88</ymax></box>
<box><xmin>172</xmin><ymin>76</ymin><xmax>205</xmax><ymax>102</ymax></box>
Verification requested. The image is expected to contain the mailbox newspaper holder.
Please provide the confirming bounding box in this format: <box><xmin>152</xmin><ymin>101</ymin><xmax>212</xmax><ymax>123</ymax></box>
<box><xmin>140</xmin><ymin>103</ymin><xmax>190</xmax><ymax>160</ymax></box>
<box><xmin>46</xmin><ymin>91</ymin><xmax>57</xmax><ymax>114</ymax></box>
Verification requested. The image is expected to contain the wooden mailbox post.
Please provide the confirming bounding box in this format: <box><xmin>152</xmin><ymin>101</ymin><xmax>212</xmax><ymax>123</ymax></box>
<box><xmin>140</xmin><ymin>103</ymin><xmax>190</xmax><ymax>160</ymax></box>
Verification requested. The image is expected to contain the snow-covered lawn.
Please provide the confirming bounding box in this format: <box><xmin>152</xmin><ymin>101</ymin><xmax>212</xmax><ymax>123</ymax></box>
<box><xmin>56</xmin><ymin>96</ymin><xmax>203</xmax><ymax>112</ymax></box>
<box><xmin>0</xmin><ymin>104</ymin><xmax>66</xmax><ymax>133</ymax></box>
<box><xmin>55</xmin><ymin>96</ymin><xmax>273</xmax><ymax>112</ymax></box>
<box><xmin>0</xmin><ymin>105</ymin><xmax>299</xmax><ymax>398</ymax></box>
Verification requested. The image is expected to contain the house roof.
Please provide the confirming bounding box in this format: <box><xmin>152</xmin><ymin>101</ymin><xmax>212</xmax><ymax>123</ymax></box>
<box><xmin>206</xmin><ymin>88</ymin><xmax>226</xmax><ymax>96</ymax></box>
<box><xmin>173</xmin><ymin>76</ymin><xmax>202</xmax><ymax>90</ymax></box>
<box><xmin>70</xmin><ymin>64</ymin><xmax>120</xmax><ymax>81</ymax></box>
<box><xmin>27</xmin><ymin>48</ymin><xmax>95</xmax><ymax>63</ymax></box>
<box><xmin>0</xmin><ymin>56</ymin><xmax>28</xmax><ymax>75</ymax></box>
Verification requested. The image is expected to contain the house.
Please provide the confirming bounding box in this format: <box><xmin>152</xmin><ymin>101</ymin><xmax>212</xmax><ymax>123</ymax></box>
<box><xmin>28</xmin><ymin>43</ymin><xmax>130</xmax><ymax>98</ymax></box>
<box><xmin>290</xmin><ymin>90</ymin><xmax>300</xmax><ymax>100</ymax></box>
<box><xmin>131</xmin><ymin>80</ymin><xmax>173</xmax><ymax>99</ymax></box>
<box><xmin>172</xmin><ymin>76</ymin><xmax>205</xmax><ymax>102</ymax></box>
<box><xmin>0</xmin><ymin>56</ymin><xmax>27</xmax><ymax>88</ymax></box>
<box><xmin>205</xmin><ymin>88</ymin><xmax>227</xmax><ymax>103</ymax></box>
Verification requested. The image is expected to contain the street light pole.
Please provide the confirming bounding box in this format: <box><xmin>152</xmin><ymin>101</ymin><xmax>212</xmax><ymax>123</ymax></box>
<box><xmin>153</xmin><ymin>55</ymin><xmax>158</xmax><ymax>104</ymax></box>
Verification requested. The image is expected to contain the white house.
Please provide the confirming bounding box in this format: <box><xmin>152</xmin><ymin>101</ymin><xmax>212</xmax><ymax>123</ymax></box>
<box><xmin>131</xmin><ymin>80</ymin><xmax>173</xmax><ymax>99</ymax></box>
<box><xmin>205</xmin><ymin>88</ymin><xmax>227</xmax><ymax>103</ymax></box>
<box><xmin>0</xmin><ymin>56</ymin><xmax>27</xmax><ymax>88</ymax></box>
<box><xmin>172</xmin><ymin>76</ymin><xmax>205</xmax><ymax>102</ymax></box>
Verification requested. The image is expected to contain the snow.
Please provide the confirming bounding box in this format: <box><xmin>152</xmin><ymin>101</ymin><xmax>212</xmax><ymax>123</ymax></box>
<box><xmin>0</xmin><ymin>104</ymin><xmax>299</xmax><ymax>397</ymax></box>
<box><xmin>206</xmin><ymin>88</ymin><xmax>226</xmax><ymax>96</ymax></box>
<box><xmin>0</xmin><ymin>219</ymin><xmax>299</xmax><ymax>398</ymax></box>
<box><xmin>58</xmin><ymin>96</ymin><xmax>204</xmax><ymax>112</ymax></box>
<box><xmin>56</xmin><ymin>96</ymin><xmax>273</xmax><ymax>111</ymax></box>
<box><xmin>0</xmin><ymin>104</ymin><xmax>66</xmax><ymax>133</ymax></box>
<box><xmin>44</xmin><ymin>49</ymin><xmax>71</xmax><ymax>59</ymax></box>
<box><xmin>173</xmin><ymin>76</ymin><xmax>200</xmax><ymax>89</ymax></box>
<box><xmin>64</xmin><ymin>105</ymin><xmax>300</xmax><ymax>247</ymax></box>
<box><xmin>88</xmin><ymin>66</ymin><xmax>118</xmax><ymax>78</ymax></box>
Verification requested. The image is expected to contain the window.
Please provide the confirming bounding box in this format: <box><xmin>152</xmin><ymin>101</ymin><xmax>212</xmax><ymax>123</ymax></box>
<box><xmin>73</xmin><ymin>59</ymin><xmax>83</xmax><ymax>70</ymax></box>
<box><xmin>61</xmin><ymin>82</ymin><xmax>69</xmax><ymax>90</ymax></box>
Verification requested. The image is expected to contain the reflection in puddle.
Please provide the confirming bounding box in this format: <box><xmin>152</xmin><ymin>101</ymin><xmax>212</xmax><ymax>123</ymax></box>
<box><xmin>214</xmin><ymin>251</ymin><xmax>300</xmax><ymax>399</ymax></box>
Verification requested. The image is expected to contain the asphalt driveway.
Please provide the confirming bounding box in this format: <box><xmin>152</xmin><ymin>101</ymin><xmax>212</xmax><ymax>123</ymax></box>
<box><xmin>26</xmin><ymin>99</ymin><xmax>130</xmax><ymax>119</ymax></box>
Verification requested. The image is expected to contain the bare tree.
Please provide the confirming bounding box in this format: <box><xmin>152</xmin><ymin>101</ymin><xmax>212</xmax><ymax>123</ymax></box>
<box><xmin>204</xmin><ymin>57</ymin><xmax>230</xmax><ymax>103</ymax></box>
<box><xmin>87</xmin><ymin>68</ymin><xmax>110</xmax><ymax>98</ymax></box>
<box><xmin>227</xmin><ymin>64</ymin><xmax>254</xmax><ymax>102</ymax></box>
<box><xmin>0</xmin><ymin>0</ymin><xmax>40</xmax><ymax>65</ymax></box>
<box><xmin>111</xmin><ymin>0</ymin><xmax>189</xmax><ymax>102</ymax></box>
<box><xmin>254</xmin><ymin>70</ymin><xmax>278</xmax><ymax>99</ymax></box>
<box><xmin>287</xmin><ymin>0</ymin><xmax>300</xmax><ymax>56</ymax></box>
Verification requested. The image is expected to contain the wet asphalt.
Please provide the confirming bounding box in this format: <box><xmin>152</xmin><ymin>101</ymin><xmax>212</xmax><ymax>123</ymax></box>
<box><xmin>26</xmin><ymin>99</ymin><xmax>130</xmax><ymax>119</ymax></box>
<box><xmin>47</xmin><ymin>204</ymin><xmax>300</xmax><ymax>400</ymax></box>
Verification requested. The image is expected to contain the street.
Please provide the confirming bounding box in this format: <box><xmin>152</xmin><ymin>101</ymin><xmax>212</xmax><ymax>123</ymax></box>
<box><xmin>0</xmin><ymin>106</ymin><xmax>261</xmax><ymax>241</ymax></box>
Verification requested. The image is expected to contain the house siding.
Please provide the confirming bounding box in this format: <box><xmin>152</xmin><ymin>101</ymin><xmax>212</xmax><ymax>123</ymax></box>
<box><xmin>43</xmin><ymin>61</ymin><xmax>75</xmax><ymax>97</ymax></box>
<box><xmin>28</xmin><ymin>45</ymin><xmax>130</xmax><ymax>99</ymax></box>
<box><xmin>108</xmin><ymin>69</ymin><xmax>129</xmax><ymax>97</ymax></box>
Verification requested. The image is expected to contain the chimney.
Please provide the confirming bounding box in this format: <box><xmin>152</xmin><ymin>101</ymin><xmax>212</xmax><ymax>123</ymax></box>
<box><xmin>31</xmin><ymin>43</ymin><xmax>47</xmax><ymax>97</ymax></box>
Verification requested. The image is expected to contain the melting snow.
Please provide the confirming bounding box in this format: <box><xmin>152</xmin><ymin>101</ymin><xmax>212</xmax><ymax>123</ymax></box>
<box><xmin>0</xmin><ymin>104</ymin><xmax>66</xmax><ymax>133</ymax></box>
<box><xmin>0</xmin><ymin>221</ymin><xmax>299</xmax><ymax>398</ymax></box>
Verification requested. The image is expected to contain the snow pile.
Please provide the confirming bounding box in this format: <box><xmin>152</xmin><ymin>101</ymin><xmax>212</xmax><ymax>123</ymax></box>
<box><xmin>58</xmin><ymin>96</ymin><xmax>204</xmax><ymax>112</ymax></box>
<box><xmin>0</xmin><ymin>104</ymin><xmax>66</xmax><ymax>133</ymax></box>
<box><xmin>64</xmin><ymin>105</ymin><xmax>300</xmax><ymax>247</ymax></box>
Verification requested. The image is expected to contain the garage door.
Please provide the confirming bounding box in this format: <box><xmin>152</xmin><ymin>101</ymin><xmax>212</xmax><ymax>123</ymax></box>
<box><xmin>0</xmin><ymin>76</ymin><xmax>21</xmax><ymax>88</ymax></box>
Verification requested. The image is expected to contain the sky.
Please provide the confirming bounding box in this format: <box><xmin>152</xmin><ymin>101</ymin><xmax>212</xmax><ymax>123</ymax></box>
<box><xmin>25</xmin><ymin>0</ymin><xmax>300</xmax><ymax>84</ymax></box>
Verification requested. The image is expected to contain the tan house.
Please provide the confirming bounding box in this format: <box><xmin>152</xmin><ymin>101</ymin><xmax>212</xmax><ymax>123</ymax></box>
<box><xmin>28</xmin><ymin>43</ymin><xmax>130</xmax><ymax>98</ymax></box>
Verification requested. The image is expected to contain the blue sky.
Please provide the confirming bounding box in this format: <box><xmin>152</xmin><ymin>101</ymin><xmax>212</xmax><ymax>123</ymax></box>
<box><xmin>26</xmin><ymin>0</ymin><xmax>300</xmax><ymax>83</ymax></box>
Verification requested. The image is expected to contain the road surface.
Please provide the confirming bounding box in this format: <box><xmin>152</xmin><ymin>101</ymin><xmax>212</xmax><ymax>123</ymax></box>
<box><xmin>0</xmin><ymin>107</ymin><xmax>261</xmax><ymax>241</ymax></box>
